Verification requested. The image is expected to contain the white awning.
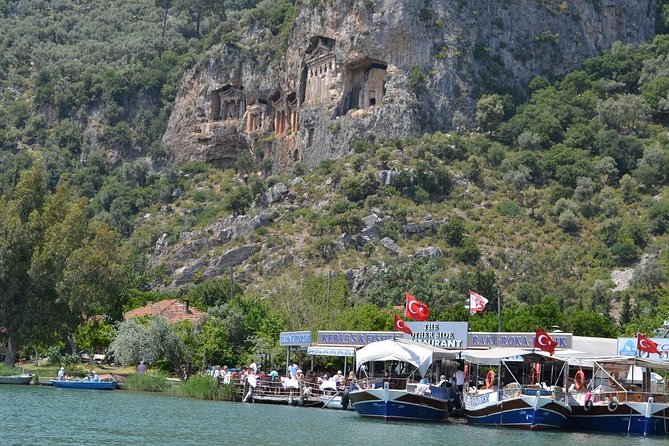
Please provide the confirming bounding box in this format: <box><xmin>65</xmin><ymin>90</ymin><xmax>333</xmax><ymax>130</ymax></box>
<box><xmin>355</xmin><ymin>338</ymin><xmax>459</xmax><ymax>377</ymax></box>
<box><xmin>462</xmin><ymin>348</ymin><xmax>531</xmax><ymax>365</ymax></box>
<box><xmin>307</xmin><ymin>346</ymin><xmax>356</xmax><ymax>357</ymax></box>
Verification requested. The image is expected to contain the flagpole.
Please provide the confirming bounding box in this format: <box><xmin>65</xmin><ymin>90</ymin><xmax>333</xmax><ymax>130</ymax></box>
<box><xmin>497</xmin><ymin>288</ymin><xmax>502</xmax><ymax>333</ymax></box>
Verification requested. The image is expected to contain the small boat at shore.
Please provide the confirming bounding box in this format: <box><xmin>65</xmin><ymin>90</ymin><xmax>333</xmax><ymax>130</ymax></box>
<box><xmin>50</xmin><ymin>379</ymin><xmax>118</xmax><ymax>390</ymax></box>
<box><xmin>348</xmin><ymin>338</ymin><xmax>459</xmax><ymax>421</ymax></box>
<box><xmin>463</xmin><ymin>348</ymin><xmax>571</xmax><ymax>430</ymax></box>
<box><xmin>0</xmin><ymin>374</ymin><xmax>35</xmax><ymax>385</ymax></box>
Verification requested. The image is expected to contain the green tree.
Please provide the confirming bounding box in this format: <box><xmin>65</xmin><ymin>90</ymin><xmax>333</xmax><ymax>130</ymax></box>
<box><xmin>222</xmin><ymin>185</ymin><xmax>252</xmax><ymax>216</ymax></box>
<box><xmin>75</xmin><ymin>319</ymin><xmax>117</xmax><ymax>358</ymax></box>
<box><xmin>476</xmin><ymin>94</ymin><xmax>512</xmax><ymax>134</ymax></box>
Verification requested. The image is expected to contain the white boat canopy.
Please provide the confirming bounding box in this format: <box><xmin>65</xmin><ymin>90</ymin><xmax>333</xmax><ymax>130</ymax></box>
<box><xmin>462</xmin><ymin>348</ymin><xmax>532</xmax><ymax>365</ymax></box>
<box><xmin>355</xmin><ymin>338</ymin><xmax>459</xmax><ymax>377</ymax></box>
<box><xmin>307</xmin><ymin>346</ymin><xmax>356</xmax><ymax>357</ymax></box>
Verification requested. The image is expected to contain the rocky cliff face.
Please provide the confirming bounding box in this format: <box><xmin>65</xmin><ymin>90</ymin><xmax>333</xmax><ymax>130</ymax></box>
<box><xmin>163</xmin><ymin>0</ymin><xmax>656</xmax><ymax>172</ymax></box>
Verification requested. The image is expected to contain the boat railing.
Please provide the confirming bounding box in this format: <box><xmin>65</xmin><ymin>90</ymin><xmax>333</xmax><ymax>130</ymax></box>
<box><xmin>568</xmin><ymin>388</ymin><xmax>669</xmax><ymax>405</ymax></box>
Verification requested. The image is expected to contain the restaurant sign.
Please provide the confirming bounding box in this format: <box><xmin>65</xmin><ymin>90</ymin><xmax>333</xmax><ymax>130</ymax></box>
<box><xmin>468</xmin><ymin>332</ymin><xmax>572</xmax><ymax>349</ymax></box>
<box><xmin>279</xmin><ymin>331</ymin><xmax>311</xmax><ymax>347</ymax></box>
<box><xmin>404</xmin><ymin>321</ymin><xmax>468</xmax><ymax>349</ymax></box>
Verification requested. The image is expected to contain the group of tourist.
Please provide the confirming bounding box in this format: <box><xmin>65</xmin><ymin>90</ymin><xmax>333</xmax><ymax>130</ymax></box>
<box><xmin>316</xmin><ymin>370</ymin><xmax>357</xmax><ymax>390</ymax></box>
<box><xmin>55</xmin><ymin>366</ymin><xmax>100</xmax><ymax>382</ymax></box>
<box><xmin>206</xmin><ymin>365</ymin><xmax>233</xmax><ymax>384</ymax></box>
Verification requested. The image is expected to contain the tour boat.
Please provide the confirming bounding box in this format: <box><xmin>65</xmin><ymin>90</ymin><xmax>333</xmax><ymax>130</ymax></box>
<box><xmin>561</xmin><ymin>355</ymin><xmax>669</xmax><ymax>435</ymax></box>
<box><xmin>0</xmin><ymin>373</ymin><xmax>35</xmax><ymax>385</ymax></box>
<box><xmin>50</xmin><ymin>379</ymin><xmax>118</xmax><ymax>390</ymax></box>
<box><xmin>347</xmin><ymin>338</ymin><xmax>459</xmax><ymax>421</ymax></box>
<box><xmin>462</xmin><ymin>348</ymin><xmax>571</xmax><ymax>430</ymax></box>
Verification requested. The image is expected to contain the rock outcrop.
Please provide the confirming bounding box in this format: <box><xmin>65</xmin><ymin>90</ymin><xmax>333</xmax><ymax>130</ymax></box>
<box><xmin>163</xmin><ymin>0</ymin><xmax>656</xmax><ymax>172</ymax></box>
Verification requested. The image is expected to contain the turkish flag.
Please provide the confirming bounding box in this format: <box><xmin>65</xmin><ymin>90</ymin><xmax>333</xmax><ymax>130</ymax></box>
<box><xmin>637</xmin><ymin>334</ymin><xmax>659</xmax><ymax>354</ymax></box>
<box><xmin>468</xmin><ymin>290</ymin><xmax>489</xmax><ymax>315</ymax></box>
<box><xmin>405</xmin><ymin>292</ymin><xmax>429</xmax><ymax>321</ymax></box>
<box><xmin>534</xmin><ymin>329</ymin><xmax>558</xmax><ymax>356</ymax></box>
<box><xmin>394</xmin><ymin>315</ymin><xmax>413</xmax><ymax>335</ymax></box>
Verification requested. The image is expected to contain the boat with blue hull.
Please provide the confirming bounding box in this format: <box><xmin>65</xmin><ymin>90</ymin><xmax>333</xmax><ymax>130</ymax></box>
<box><xmin>464</xmin><ymin>387</ymin><xmax>571</xmax><ymax>429</ymax></box>
<box><xmin>463</xmin><ymin>348</ymin><xmax>571</xmax><ymax>430</ymax></box>
<box><xmin>349</xmin><ymin>382</ymin><xmax>451</xmax><ymax>421</ymax></box>
<box><xmin>51</xmin><ymin>379</ymin><xmax>118</xmax><ymax>390</ymax></box>
<box><xmin>562</xmin><ymin>355</ymin><xmax>669</xmax><ymax>435</ymax></box>
<box><xmin>348</xmin><ymin>338</ymin><xmax>459</xmax><ymax>421</ymax></box>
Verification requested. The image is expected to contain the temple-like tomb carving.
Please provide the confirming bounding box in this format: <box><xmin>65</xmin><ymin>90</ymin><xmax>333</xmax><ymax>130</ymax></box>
<box><xmin>288</xmin><ymin>92</ymin><xmax>298</xmax><ymax>132</ymax></box>
<box><xmin>304</xmin><ymin>36</ymin><xmax>336</xmax><ymax>105</ymax></box>
<box><xmin>211</xmin><ymin>84</ymin><xmax>244</xmax><ymax>121</ymax></box>
<box><xmin>245</xmin><ymin>99</ymin><xmax>267</xmax><ymax>133</ymax></box>
<box><xmin>272</xmin><ymin>91</ymin><xmax>299</xmax><ymax>135</ymax></box>
<box><xmin>338</xmin><ymin>58</ymin><xmax>387</xmax><ymax>116</ymax></box>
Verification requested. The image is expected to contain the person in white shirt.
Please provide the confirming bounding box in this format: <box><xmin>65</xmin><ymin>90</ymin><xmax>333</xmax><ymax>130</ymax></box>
<box><xmin>57</xmin><ymin>367</ymin><xmax>65</xmax><ymax>380</ymax></box>
<box><xmin>453</xmin><ymin>366</ymin><xmax>465</xmax><ymax>392</ymax></box>
<box><xmin>289</xmin><ymin>363</ymin><xmax>299</xmax><ymax>379</ymax></box>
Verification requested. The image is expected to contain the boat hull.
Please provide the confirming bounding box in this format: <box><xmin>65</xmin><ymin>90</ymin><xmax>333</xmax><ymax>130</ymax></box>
<box><xmin>464</xmin><ymin>392</ymin><xmax>570</xmax><ymax>430</ymax></box>
<box><xmin>349</xmin><ymin>387</ymin><xmax>449</xmax><ymax>421</ymax></box>
<box><xmin>50</xmin><ymin>379</ymin><xmax>118</xmax><ymax>390</ymax></box>
<box><xmin>565</xmin><ymin>401</ymin><xmax>669</xmax><ymax>435</ymax></box>
<box><xmin>0</xmin><ymin>374</ymin><xmax>34</xmax><ymax>385</ymax></box>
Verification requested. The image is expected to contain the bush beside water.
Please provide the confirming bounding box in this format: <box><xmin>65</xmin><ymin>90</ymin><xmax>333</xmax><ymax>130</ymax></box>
<box><xmin>177</xmin><ymin>376</ymin><xmax>239</xmax><ymax>401</ymax></box>
<box><xmin>123</xmin><ymin>373</ymin><xmax>170</xmax><ymax>392</ymax></box>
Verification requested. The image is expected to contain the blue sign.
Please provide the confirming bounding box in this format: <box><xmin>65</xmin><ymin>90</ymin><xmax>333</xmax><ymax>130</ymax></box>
<box><xmin>617</xmin><ymin>337</ymin><xmax>669</xmax><ymax>361</ymax></box>
<box><xmin>317</xmin><ymin>331</ymin><xmax>397</xmax><ymax>346</ymax></box>
<box><xmin>405</xmin><ymin>321</ymin><xmax>468</xmax><ymax>349</ymax></box>
<box><xmin>468</xmin><ymin>332</ymin><xmax>572</xmax><ymax>349</ymax></box>
<box><xmin>279</xmin><ymin>331</ymin><xmax>311</xmax><ymax>346</ymax></box>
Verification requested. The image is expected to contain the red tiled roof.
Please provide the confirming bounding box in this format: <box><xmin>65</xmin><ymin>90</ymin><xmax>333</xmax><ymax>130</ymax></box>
<box><xmin>124</xmin><ymin>299</ymin><xmax>207</xmax><ymax>323</ymax></box>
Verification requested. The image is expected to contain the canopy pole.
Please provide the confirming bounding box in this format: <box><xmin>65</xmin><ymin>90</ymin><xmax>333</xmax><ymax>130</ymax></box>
<box><xmin>285</xmin><ymin>346</ymin><xmax>290</xmax><ymax>377</ymax></box>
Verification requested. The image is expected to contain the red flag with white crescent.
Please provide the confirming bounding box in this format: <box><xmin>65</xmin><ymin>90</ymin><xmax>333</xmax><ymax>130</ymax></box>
<box><xmin>405</xmin><ymin>292</ymin><xmax>429</xmax><ymax>321</ymax></box>
<box><xmin>394</xmin><ymin>315</ymin><xmax>413</xmax><ymax>335</ymax></box>
<box><xmin>534</xmin><ymin>329</ymin><xmax>558</xmax><ymax>356</ymax></box>
<box><xmin>637</xmin><ymin>334</ymin><xmax>659</xmax><ymax>354</ymax></box>
<box><xmin>468</xmin><ymin>290</ymin><xmax>489</xmax><ymax>315</ymax></box>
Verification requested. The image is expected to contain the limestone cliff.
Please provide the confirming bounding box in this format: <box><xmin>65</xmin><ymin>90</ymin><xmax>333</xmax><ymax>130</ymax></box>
<box><xmin>163</xmin><ymin>0</ymin><xmax>656</xmax><ymax>172</ymax></box>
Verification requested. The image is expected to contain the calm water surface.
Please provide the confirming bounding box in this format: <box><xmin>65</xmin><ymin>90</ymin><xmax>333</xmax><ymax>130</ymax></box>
<box><xmin>2</xmin><ymin>385</ymin><xmax>667</xmax><ymax>445</ymax></box>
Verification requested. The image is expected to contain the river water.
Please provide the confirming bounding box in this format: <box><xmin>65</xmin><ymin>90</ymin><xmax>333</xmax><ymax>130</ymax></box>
<box><xmin>2</xmin><ymin>385</ymin><xmax>666</xmax><ymax>445</ymax></box>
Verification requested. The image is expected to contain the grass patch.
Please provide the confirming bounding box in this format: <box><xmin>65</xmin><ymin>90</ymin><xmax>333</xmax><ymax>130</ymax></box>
<box><xmin>123</xmin><ymin>373</ymin><xmax>171</xmax><ymax>392</ymax></box>
<box><xmin>0</xmin><ymin>365</ymin><xmax>24</xmax><ymax>376</ymax></box>
<box><xmin>177</xmin><ymin>375</ymin><xmax>239</xmax><ymax>401</ymax></box>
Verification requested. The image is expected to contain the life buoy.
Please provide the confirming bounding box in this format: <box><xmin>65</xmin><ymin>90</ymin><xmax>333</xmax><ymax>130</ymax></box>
<box><xmin>485</xmin><ymin>370</ymin><xmax>495</xmax><ymax>389</ymax></box>
<box><xmin>574</xmin><ymin>370</ymin><xmax>585</xmax><ymax>390</ymax></box>
<box><xmin>584</xmin><ymin>399</ymin><xmax>593</xmax><ymax>411</ymax></box>
<box><xmin>608</xmin><ymin>399</ymin><xmax>618</xmax><ymax>412</ymax></box>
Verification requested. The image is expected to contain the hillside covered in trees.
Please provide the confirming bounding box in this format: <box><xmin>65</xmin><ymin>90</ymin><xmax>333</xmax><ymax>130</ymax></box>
<box><xmin>1</xmin><ymin>0</ymin><xmax>669</xmax><ymax>372</ymax></box>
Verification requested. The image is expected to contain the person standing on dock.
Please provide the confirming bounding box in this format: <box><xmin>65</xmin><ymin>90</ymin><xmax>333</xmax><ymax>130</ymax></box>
<box><xmin>243</xmin><ymin>368</ymin><xmax>257</xmax><ymax>403</ymax></box>
<box><xmin>289</xmin><ymin>363</ymin><xmax>299</xmax><ymax>379</ymax></box>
